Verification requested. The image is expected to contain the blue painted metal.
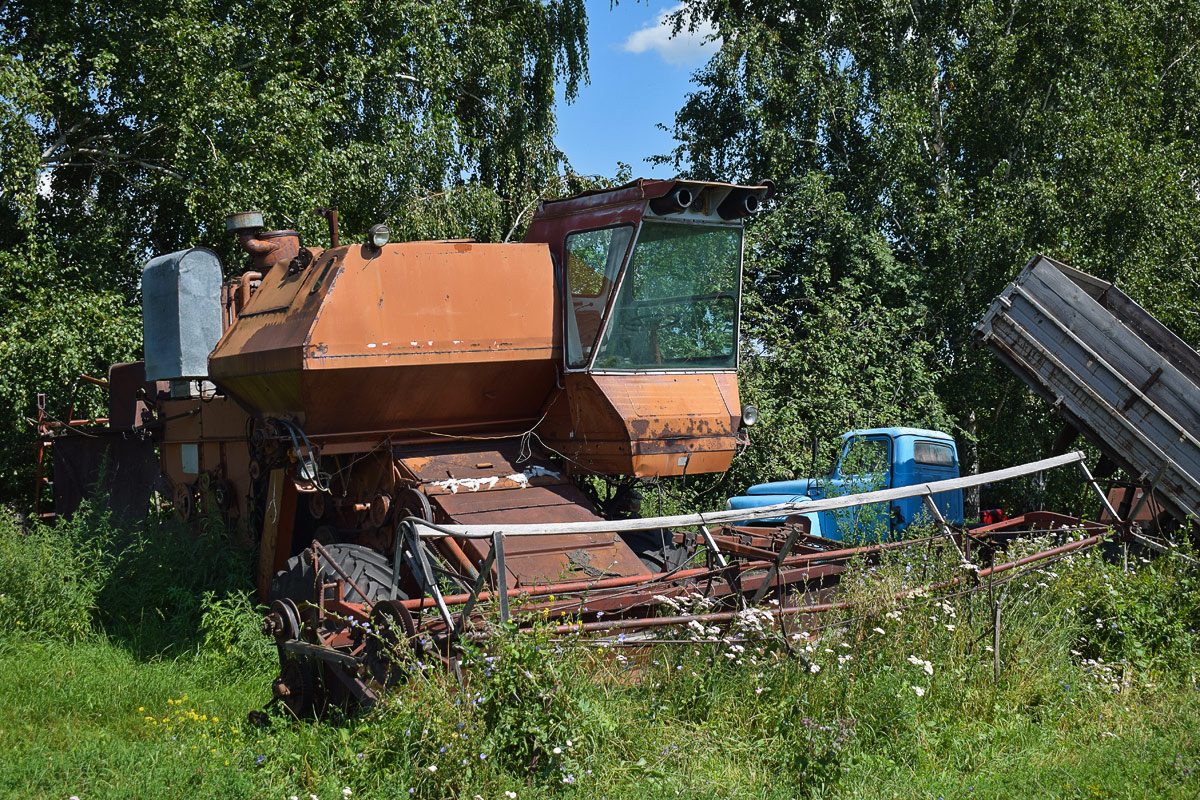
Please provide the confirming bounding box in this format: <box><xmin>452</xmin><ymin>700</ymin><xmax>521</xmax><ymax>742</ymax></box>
<box><xmin>726</xmin><ymin>427</ymin><xmax>964</xmax><ymax>540</ymax></box>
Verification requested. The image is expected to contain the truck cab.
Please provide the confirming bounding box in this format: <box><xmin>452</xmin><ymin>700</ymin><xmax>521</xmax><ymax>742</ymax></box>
<box><xmin>726</xmin><ymin>427</ymin><xmax>963</xmax><ymax>541</ymax></box>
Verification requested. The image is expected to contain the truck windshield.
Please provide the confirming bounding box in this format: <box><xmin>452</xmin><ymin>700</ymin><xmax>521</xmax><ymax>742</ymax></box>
<box><xmin>592</xmin><ymin>220</ymin><xmax>741</xmax><ymax>370</ymax></box>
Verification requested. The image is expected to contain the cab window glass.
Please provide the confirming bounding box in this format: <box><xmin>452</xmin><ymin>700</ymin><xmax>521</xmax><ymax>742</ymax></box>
<box><xmin>592</xmin><ymin>220</ymin><xmax>741</xmax><ymax>370</ymax></box>
<box><xmin>837</xmin><ymin>437</ymin><xmax>890</xmax><ymax>478</ymax></box>
<box><xmin>914</xmin><ymin>441</ymin><xmax>955</xmax><ymax>467</ymax></box>
<box><xmin>564</xmin><ymin>226</ymin><xmax>633</xmax><ymax>368</ymax></box>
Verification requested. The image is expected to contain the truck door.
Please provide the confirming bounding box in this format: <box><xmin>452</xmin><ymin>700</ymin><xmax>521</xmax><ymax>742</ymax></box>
<box><xmin>830</xmin><ymin>435</ymin><xmax>892</xmax><ymax>541</ymax></box>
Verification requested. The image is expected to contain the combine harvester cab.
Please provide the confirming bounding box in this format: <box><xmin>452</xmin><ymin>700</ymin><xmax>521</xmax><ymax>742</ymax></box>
<box><xmin>182</xmin><ymin>180</ymin><xmax>773</xmax><ymax>602</ymax></box>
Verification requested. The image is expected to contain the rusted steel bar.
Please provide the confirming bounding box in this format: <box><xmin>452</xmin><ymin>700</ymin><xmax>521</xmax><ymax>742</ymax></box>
<box><xmin>699</xmin><ymin>524</ymin><xmax>745</xmax><ymax>609</ymax></box>
<box><xmin>970</xmin><ymin>510</ymin><xmax>1109</xmax><ymax>534</ymax></box>
<box><xmin>40</xmin><ymin>417</ymin><xmax>110</xmax><ymax>428</ymax></box>
<box><xmin>698</xmin><ymin>525</ymin><xmax>730</xmax><ymax>569</ymax></box>
<box><xmin>708</xmin><ymin>536</ymin><xmax>780</xmax><ymax>561</ymax></box>
<box><xmin>312</xmin><ymin>541</ymin><xmax>374</xmax><ymax>610</ymax></box>
<box><xmin>1128</xmin><ymin>464</ymin><xmax>1168</xmax><ymax>522</ymax></box>
<box><xmin>749</xmin><ymin>519</ymin><xmax>807</xmax><ymax>606</ymax></box>
<box><xmin>438</xmin><ymin>536</ymin><xmax>480</xmax><ymax>581</ymax></box>
<box><xmin>396</xmin><ymin>528</ymin><xmax>993</xmax><ymax>612</ymax></box>
<box><xmin>237</xmin><ymin>271</ymin><xmax>263</xmax><ymax>312</ymax></box>
<box><xmin>539</xmin><ymin>528</ymin><xmax>1111</xmax><ymax>635</ymax></box>
<box><xmin>1077</xmin><ymin>460</ymin><xmax>1123</xmax><ymax>521</ymax></box>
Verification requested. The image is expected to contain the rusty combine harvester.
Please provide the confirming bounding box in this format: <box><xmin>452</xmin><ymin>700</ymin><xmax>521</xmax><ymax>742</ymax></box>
<box><xmin>36</xmin><ymin>181</ymin><xmax>1143</xmax><ymax>715</ymax></box>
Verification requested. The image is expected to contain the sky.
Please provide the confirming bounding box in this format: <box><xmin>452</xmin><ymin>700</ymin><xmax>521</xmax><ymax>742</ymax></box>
<box><xmin>554</xmin><ymin>1</ymin><xmax>719</xmax><ymax>181</ymax></box>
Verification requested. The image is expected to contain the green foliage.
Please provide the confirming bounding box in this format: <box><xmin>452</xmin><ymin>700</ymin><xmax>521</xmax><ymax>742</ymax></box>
<box><xmin>1072</xmin><ymin>545</ymin><xmax>1200</xmax><ymax>670</ymax></box>
<box><xmin>667</xmin><ymin>0</ymin><xmax>1200</xmax><ymax>508</ymax></box>
<box><xmin>1</xmin><ymin>527</ymin><xmax>1200</xmax><ymax>797</ymax></box>
<box><xmin>0</xmin><ymin>504</ymin><xmax>111</xmax><ymax>640</ymax></box>
<box><xmin>88</xmin><ymin>509</ymin><xmax>255</xmax><ymax>655</ymax></box>
<box><xmin>0</xmin><ymin>283</ymin><xmax>140</xmax><ymax>499</ymax></box>
<box><xmin>0</xmin><ymin>501</ymin><xmax>256</xmax><ymax>657</ymax></box>
<box><xmin>472</xmin><ymin>622</ymin><xmax>590</xmax><ymax>779</ymax></box>
<box><xmin>736</xmin><ymin>280</ymin><xmax>952</xmax><ymax>487</ymax></box>
<box><xmin>198</xmin><ymin>589</ymin><xmax>275</xmax><ymax>676</ymax></box>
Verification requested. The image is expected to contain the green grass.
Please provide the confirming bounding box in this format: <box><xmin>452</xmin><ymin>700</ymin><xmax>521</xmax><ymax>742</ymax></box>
<box><xmin>1</xmin><ymin>507</ymin><xmax>1199</xmax><ymax>799</ymax></box>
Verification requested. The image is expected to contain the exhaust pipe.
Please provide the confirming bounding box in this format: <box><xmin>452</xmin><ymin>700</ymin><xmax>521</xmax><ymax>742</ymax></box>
<box><xmin>649</xmin><ymin>186</ymin><xmax>694</xmax><ymax>215</ymax></box>
<box><xmin>226</xmin><ymin>212</ymin><xmax>301</xmax><ymax>271</ymax></box>
<box><xmin>717</xmin><ymin>189</ymin><xmax>761</xmax><ymax>220</ymax></box>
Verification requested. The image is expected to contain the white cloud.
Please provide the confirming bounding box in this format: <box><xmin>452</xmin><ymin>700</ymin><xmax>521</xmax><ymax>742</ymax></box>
<box><xmin>623</xmin><ymin>4</ymin><xmax>719</xmax><ymax>66</ymax></box>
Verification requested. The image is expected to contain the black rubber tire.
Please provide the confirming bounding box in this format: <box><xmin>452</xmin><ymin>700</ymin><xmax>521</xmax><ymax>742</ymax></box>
<box><xmin>620</xmin><ymin>528</ymin><xmax>691</xmax><ymax>573</ymax></box>
<box><xmin>271</xmin><ymin>543</ymin><xmax>402</xmax><ymax>605</ymax></box>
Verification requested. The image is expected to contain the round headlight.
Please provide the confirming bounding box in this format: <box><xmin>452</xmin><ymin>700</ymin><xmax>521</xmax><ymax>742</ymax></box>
<box><xmin>368</xmin><ymin>223</ymin><xmax>390</xmax><ymax>249</ymax></box>
<box><xmin>740</xmin><ymin>405</ymin><xmax>760</xmax><ymax>427</ymax></box>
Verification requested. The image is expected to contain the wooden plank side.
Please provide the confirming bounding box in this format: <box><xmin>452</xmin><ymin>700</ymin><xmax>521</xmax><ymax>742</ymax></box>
<box><xmin>976</xmin><ymin>255</ymin><xmax>1200</xmax><ymax>523</ymax></box>
<box><xmin>1101</xmin><ymin>288</ymin><xmax>1200</xmax><ymax>387</ymax></box>
<box><xmin>1021</xmin><ymin>259</ymin><xmax>1200</xmax><ymax>434</ymax></box>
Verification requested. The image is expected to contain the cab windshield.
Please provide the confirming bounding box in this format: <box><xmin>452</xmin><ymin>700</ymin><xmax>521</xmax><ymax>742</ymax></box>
<box><xmin>591</xmin><ymin>220</ymin><xmax>741</xmax><ymax>370</ymax></box>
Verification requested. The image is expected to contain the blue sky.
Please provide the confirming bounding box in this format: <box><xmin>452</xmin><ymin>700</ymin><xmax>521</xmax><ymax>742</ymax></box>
<box><xmin>554</xmin><ymin>1</ymin><xmax>719</xmax><ymax>181</ymax></box>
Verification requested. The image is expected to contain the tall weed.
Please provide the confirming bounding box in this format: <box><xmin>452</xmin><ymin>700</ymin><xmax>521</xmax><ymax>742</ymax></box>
<box><xmin>0</xmin><ymin>504</ymin><xmax>111</xmax><ymax>639</ymax></box>
<box><xmin>0</xmin><ymin>501</ymin><xmax>259</xmax><ymax>660</ymax></box>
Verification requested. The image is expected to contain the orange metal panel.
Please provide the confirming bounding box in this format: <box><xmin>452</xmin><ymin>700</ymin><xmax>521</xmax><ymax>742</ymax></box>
<box><xmin>395</xmin><ymin>443</ymin><xmax>651</xmax><ymax>586</ymax></box>
<box><xmin>209</xmin><ymin>242</ymin><xmax>559</xmax><ymax>436</ymax></box>
<box><xmin>539</xmin><ymin>372</ymin><xmax>741</xmax><ymax>477</ymax></box>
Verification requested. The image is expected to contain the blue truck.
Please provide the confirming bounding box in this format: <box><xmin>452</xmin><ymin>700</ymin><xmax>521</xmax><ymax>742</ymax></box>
<box><xmin>726</xmin><ymin>427</ymin><xmax>965</xmax><ymax>541</ymax></box>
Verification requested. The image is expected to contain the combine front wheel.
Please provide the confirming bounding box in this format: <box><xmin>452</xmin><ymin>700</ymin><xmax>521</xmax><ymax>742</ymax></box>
<box><xmin>271</xmin><ymin>542</ymin><xmax>397</xmax><ymax>604</ymax></box>
<box><xmin>273</xmin><ymin>656</ymin><xmax>322</xmax><ymax>717</ymax></box>
<box><xmin>364</xmin><ymin>598</ymin><xmax>422</xmax><ymax>688</ymax></box>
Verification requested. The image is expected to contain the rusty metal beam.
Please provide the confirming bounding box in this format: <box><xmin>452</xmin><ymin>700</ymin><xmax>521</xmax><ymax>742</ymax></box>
<box><xmin>537</xmin><ymin>526</ymin><xmax>1113</xmax><ymax>636</ymax></box>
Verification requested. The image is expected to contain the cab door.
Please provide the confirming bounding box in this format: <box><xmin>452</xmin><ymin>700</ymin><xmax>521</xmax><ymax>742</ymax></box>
<box><xmin>830</xmin><ymin>435</ymin><xmax>892</xmax><ymax>541</ymax></box>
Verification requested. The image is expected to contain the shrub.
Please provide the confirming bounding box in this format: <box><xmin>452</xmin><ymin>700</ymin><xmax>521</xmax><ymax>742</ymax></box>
<box><xmin>0</xmin><ymin>499</ymin><xmax>258</xmax><ymax>658</ymax></box>
<box><xmin>198</xmin><ymin>589</ymin><xmax>275</xmax><ymax>676</ymax></box>
<box><xmin>0</xmin><ymin>503</ymin><xmax>112</xmax><ymax>640</ymax></box>
<box><xmin>1072</xmin><ymin>544</ymin><xmax>1200</xmax><ymax>671</ymax></box>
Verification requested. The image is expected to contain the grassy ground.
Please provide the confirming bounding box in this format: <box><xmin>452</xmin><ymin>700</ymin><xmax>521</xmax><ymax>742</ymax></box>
<box><xmin>1</xmin><ymin>507</ymin><xmax>1198</xmax><ymax>799</ymax></box>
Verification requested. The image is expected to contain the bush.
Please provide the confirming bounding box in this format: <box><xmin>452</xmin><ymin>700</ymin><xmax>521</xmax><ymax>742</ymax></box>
<box><xmin>0</xmin><ymin>503</ymin><xmax>112</xmax><ymax>640</ymax></box>
<box><xmin>198</xmin><ymin>590</ymin><xmax>275</xmax><ymax>676</ymax></box>
<box><xmin>1072</xmin><ymin>544</ymin><xmax>1200</xmax><ymax>671</ymax></box>
<box><xmin>90</xmin><ymin>507</ymin><xmax>254</xmax><ymax>655</ymax></box>
<box><xmin>0</xmin><ymin>500</ymin><xmax>259</xmax><ymax>660</ymax></box>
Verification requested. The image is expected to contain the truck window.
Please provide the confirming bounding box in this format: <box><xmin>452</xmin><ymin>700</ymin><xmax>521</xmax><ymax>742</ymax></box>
<box><xmin>914</xmin><ymin>441</ymin><xmax>954</xmax><ymax>466</ymax></box>
<box><xmin>564</xmin><ymin>225</ymin><xmax>634</xmax><ymax>368</ymax></box>
<box><xmin>837</xmin><ymin>437</ymin><xmax>890</xmax><ymax>478</ymax></box>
